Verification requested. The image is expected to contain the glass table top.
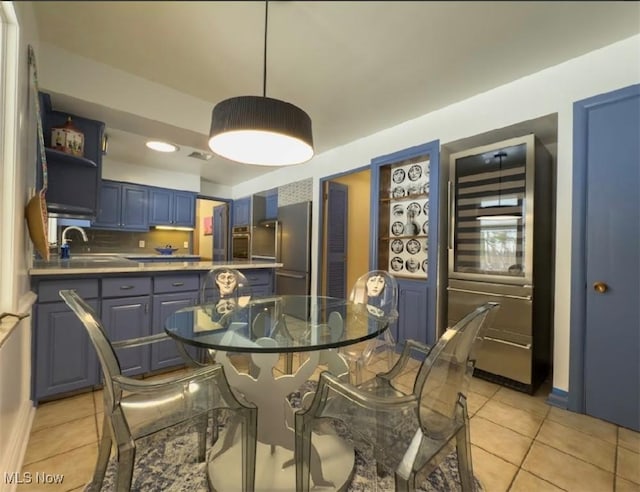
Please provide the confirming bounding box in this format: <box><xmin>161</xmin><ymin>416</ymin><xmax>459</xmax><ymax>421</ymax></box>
<box><xmin>164</xmin><ymin>295</ymin><xmax>390</xmax><ymax>353</ymax></box>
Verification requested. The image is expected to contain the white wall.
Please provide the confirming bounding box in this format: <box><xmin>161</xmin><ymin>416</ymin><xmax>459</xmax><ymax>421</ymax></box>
<box><xmin>233</xmin><ymin>35</ymin><xmax>640</xmax><ymax>392</ymax></box>
<box><xmin>103</xmin><ymin>158</ymin><xmax>201</xmax><ymax>192</ymax></box>
<box><xmin>0</xmin><ymin>1</ymin><xmax>40</xmax><ymax>486</ymax></box>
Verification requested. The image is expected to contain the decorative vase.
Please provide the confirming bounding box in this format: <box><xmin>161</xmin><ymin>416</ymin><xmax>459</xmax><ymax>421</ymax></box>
<box><xmin>51</xmin><ymin>116</ymin><xmax>84</xmax><ymax>157</ymax></box>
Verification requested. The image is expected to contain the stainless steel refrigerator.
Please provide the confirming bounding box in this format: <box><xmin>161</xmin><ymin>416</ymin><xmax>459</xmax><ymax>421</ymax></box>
<box><xmin>447</xmin><ymin>134</ymin><xmax>553</xmax><ymax>394</ymax></box>
<box><xmin>276</xmin><ymin>201</ymin><xmax>312</xmax><ymax>296</ymax></box>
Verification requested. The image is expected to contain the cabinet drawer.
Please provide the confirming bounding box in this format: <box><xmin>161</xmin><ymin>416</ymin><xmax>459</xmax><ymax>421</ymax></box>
<box><xmin>154</xmin><ymin>274</ymin><xmax>200</xmax><ymax>294</ymax></box>
<box><xmin>37</xmin><ymin>278</ymin><xmax>99</xmax><ymax>303</ymax></box>
<box><xmin>102</xmin><ymin>277</ymin><xmax>151</xmax><ymax>298</ymax></box>
<box><xmin>244</xmin><ymin>269</ymin><xmax>272</xmax><ymax>286</ymax></box>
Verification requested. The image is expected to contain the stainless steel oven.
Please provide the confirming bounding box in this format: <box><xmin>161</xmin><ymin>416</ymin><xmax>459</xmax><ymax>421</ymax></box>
<box><xmin>231</xmin><ymin>226</ymin><xmax>251</xmax><ymax>261</ymax></box>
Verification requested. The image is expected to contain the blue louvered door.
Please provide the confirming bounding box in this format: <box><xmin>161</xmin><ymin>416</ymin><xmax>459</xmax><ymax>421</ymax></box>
<box><xmin>326</xmin><ymin>182</ymin><xmax>348</xmax><ymax>299</ymax></box>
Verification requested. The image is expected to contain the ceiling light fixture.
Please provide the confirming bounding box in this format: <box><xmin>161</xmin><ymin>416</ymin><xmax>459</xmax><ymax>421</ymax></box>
<box><xmin>208</xmin><ymin>0</ymin><xmax>314</xmax><ymax>166</ymax></box>
<box><xmin>146</xmin><ymin>140</ymin><xmax>179</xmax><ymax>153</ymax></box>
<box><xmin>476</xmin><ymin>151</ymin><xmax>522</xmax><ymax>221</ymax></box>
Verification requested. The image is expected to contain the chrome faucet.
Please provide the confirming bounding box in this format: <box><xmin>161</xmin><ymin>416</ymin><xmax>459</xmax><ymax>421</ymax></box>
<box><xmin>60</xmin><ymin>226</ymin><xmax>88</xmax><ymax>259</ymax></box>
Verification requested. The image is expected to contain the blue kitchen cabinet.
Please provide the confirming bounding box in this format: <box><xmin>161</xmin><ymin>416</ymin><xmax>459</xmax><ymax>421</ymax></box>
<box><xmin>101</xmin><ymin>295</ymin><xmax>151</xmax><ymax>377</ymax></box>
<box><xmin>396</xmin><ymin>279</ymin><xmax>428</xmax><ymax>345</ymax></box>
<box><xmin>244</xmin><ymin>268</ymin><xmax>275</xmax><ymax>296</ymax></box>
<box><xmin>232</xmin><ymin>197</ymin><xmax>251</xmax><ymax>227</ymax></box>
<box><xmin>34</xmin><ymin>300</ymin><xmax>100</xmax><ymax>400</ymax></box>
<box><xmin>100</xmin><ymin>275</ymin><xmax>153</xmax><ymax>376</ymax></box>
<box><xmin>151</xmin><ymin>273</ymin><xmax>201</xmax><ymax>370</ymax></box>
<box><xmin>265</xmin><ymin>189</ymin><xmax>278</xmax><ymax>220</ymax></box>
<box><xmin>369</xmin><ymin>139</ymin><xmax>440</xmax><ymax>346</ymax></box>
<box><xmin>93</xmin><ymin>180</ymin><xmax>149</xmax><ymax>231</ymax></box>
<box><xmin>32</xmin><ymin>277</ymin><xmax>101</xmax><ymax>401</ymax></box>
<box><xmin>149</xmin><ymin>187</ymin><xmax>196</xmax><ymax>227</ymax></box>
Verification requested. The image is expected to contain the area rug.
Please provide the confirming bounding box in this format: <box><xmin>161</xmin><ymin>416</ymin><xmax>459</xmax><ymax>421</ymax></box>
<box><xmin>92</xmin><ymin>382</ymin><xmax>483</xmax><ymax>491</ymax></box>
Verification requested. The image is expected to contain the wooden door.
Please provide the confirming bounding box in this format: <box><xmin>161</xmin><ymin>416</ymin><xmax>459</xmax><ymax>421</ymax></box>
<box><xmin>571</xmin><ymin>84</ymin><xmax>639</xmax><ymax>430</ymax></box>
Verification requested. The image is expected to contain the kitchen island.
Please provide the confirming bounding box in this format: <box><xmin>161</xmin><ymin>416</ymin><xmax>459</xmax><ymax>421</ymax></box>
<box><xmin>29</xmin><ymin>259</ymin><xmax>282</xmax><ymax>403</ymax></box>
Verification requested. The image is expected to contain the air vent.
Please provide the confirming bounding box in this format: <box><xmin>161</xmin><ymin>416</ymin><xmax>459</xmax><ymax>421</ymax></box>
<box><xmin>187</xmin><ymin>151</ymin><xmax>213</xmax><ymax>161</ymax></box>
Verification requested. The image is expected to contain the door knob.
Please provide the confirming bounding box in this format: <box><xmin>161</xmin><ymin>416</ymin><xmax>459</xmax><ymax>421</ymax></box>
<box><xmin>593</xmin><ymin>281</ymin><xmax>609</xmax><ymax>294</ymax></box>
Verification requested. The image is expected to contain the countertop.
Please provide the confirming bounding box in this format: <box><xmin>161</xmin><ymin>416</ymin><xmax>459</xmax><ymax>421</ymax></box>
<box><xmin>29</xmin><ymin>258</ymin><xmax>283</xmax><ymax>276</ymax></box>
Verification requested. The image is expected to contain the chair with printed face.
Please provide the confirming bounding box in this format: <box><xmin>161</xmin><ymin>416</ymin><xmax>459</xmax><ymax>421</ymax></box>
<box><xmin>296</xmin><ymin>302</ymin><xmax>499</xmax><ymax>492</ymax></box>
<box><xmin>339</xmin><ymin>270</ymin><xmax>399</xmax><ymax>384</ymax></box>
<box><xmin>59</xmin><ymin>289</ymin><xmax>257</xmax><ymax>492</ymax></box>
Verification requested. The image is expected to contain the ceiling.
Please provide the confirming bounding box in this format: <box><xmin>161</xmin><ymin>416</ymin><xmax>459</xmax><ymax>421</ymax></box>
<box><xmin>31</xmin><ymin>1</ymin><xmax>640</xmax><ymax>187</ymax></box>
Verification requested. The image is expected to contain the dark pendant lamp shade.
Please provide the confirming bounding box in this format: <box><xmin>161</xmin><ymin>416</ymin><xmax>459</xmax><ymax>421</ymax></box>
<box><xmin>208</xmin><ymin>95</ymin><xmax>314</xmax><ymax>166</ymax></box>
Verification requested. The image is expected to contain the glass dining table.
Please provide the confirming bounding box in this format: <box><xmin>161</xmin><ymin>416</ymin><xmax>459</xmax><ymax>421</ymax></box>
<box><xmin>164</xmin><ymin>294</ymin><xmax>391</xmax><ymax>492</ymax></box>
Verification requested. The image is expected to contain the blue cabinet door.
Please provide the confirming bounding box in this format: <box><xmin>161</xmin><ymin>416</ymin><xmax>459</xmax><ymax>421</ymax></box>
<box><xmin>149</xmin><ymin>187</ymin><xmax>173</xmax><ymax>225</ymax></box>
<box><xmin>397</xmin><ymin>279</ymin><xmax>428</xmax><ymax>345</ymax></box>
<box><xmin>101</xmin><ymin>296</ymin><xmax>151</xmax><ymax>376</ymax></box>
<box><xmin>34</xmin><ymin>301</ymin><xmax>99</xmax><ymax>400</ymax></box>
<box><xmin>213</xmin><ymin>204</ymin><xmax>228</xmax><ymax>261</ymax></box>
<box><xmin>93</xmin><ymin>181</ymin><xmax>122</xmax><ymax>228</ymax></box>
<box><xmin>121</xmin><ymin>183</ymin><xmax>149</xmax><ymax>230</ymax></box>
<box><xmin>151</xmin><ymin>292</ymin><xmax>199</xmax><ymax>370</ymax></box>
<box><xmin>233</xmin><ymin>197</ymin><xmax>251</xmax><ymax>227</ymax></box>
<box><xmin>173</xmin><ymin>191</ymin><xmax>196</xmax><ymax>227</ymax></box>
<box><xmin>265</xmin><ymin>190</ymin><xmax>278</xmax><ymax>219</ymax></box>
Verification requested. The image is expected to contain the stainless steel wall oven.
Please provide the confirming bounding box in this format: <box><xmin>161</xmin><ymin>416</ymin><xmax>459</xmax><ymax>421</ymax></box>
<box><xmin>231</xmin><ymin>226</ymin><xmax>251</xmax><ymax>260</ymax></box>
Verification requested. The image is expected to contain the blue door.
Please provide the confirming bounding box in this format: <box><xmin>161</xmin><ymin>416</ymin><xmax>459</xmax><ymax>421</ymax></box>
<box><xmin>326</xmin><ymin>181</ymin><xmax>348</xmax><ymax>298</ymax></box>
<box><xmin>571</xmin><ymin>84</ymin><xmax>639</xmax><ymax>430</ymax></box>
<box><xmin>213</xmin><ymin>204</ymin><xmax>228</xmax><ymax>261</ymax></box>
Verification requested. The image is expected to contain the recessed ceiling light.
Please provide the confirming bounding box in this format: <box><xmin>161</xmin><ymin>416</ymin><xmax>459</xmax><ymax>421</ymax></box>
<box><xmin>146</xmin><ymin>140</ymin><xmax>179</xmax><ymax>153</ymax></box>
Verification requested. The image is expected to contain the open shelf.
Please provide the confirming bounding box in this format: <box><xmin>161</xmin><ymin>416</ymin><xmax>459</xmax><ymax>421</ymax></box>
<box><xmin>45</xmin><ymin>148</ymin><xmax>98</xmax><ymax>168</ymax></box>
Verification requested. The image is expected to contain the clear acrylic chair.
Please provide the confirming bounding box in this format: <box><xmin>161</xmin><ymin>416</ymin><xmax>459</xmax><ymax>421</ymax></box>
<box><xmin>59</xmin><ymin>289</ymin><xmax>258</xmax><ymax>492</ymax></box>
<box><xmin>340</xmin><ymin>270</ymin><xmax>399</xmax><ymax>384</ymax></box>
<box><xmin>296</xmin><ymin>302</ymin><xmax>499</xmax><ymax>492</ymax></box>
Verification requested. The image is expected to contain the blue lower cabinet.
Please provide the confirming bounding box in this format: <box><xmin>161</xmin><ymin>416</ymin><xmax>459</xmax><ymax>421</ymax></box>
<box><xmin>397</xmin><ymin>279</ymin><xmax>428</xmax><ymax>345</ymax></box>
<box><xmin>101</xmin><ymin>296</ymin><xmax>151</xmax><ymax>376</ymax></box>
<box><xmin>34</xmin><ymin>300</ymin><xmax>100</xmax><ymax>401</ymax></box>
<box><xmin>151</xmin><ymin>291</ymin><xmax>199</xmax><ymax>370</ymax></box>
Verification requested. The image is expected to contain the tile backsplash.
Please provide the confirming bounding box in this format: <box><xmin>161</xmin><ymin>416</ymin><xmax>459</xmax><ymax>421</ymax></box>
<box><xmin>57</xmin><ymin>227</ymin><xmax>192</xmax><ymax>255</ymax></box>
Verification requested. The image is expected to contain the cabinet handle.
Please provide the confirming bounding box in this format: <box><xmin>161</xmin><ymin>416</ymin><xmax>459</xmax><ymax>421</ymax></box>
<box><xmin>447</xmin><ymin>287</ymin><xmax>532</xmax><ymax>301</ymax></box>
<box><xmin>119</xmin><ymin>285</ymin><xmax>134</xmax><ymax>290</ymax></box>
<box><xmin>484</xmin><ymin>336</ymin><xmax>532</xmax><ymax>350</ymax></box>
<box><xmin>172</xmin><ymin>282</ymin><xmax>185</xmax><ymax>287</ymax></box>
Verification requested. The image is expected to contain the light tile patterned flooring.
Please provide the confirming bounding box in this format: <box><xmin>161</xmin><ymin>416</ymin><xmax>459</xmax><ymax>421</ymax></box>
<box><xmin>19</xmin><ymin>353</ymin><xmax>640</xmax><ymax>492</ymax></box>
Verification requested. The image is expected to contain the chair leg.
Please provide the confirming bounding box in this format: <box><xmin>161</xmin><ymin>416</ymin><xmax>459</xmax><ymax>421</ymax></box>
<box><xmin>90</xmin><ymin>417</ymin><xmax>112</xmax><ymax>490</ymax></box>
<box><xmin>115</xmin><ymin>440</ymin><xmax>136</xmax><ymax>491</ymax></box>
<box><xmin>394</xmin><ymin>472</ymin><xmax>415</xmax><ymax>492</ymax></box>
<box><xmin>285</xmin><ymin>352</ymin><xmax>294</xmax><ymax>374</ymax></box>
<box><xmin>240</xmin><ymin>406</ymin><xmax>257</xmax><ymax>492</ymax></box>
<box><xmin>210</xmin><ymin>409</ymin><xmax>219</xmax><ymax>445</ymax></box>
<box><xmin>197</xmin><ymin>414</ymin><xmax>208</xmax><ymax>462</ymax></box>
<box><xmin>295</xmin><ymin>412</ymin><xmax>312</xmax><ymax>492</ymax></box>
<box><xmin>456</xmin><ymin>422</ymin><xmax>474</xmax><ymax>492</ymax></box>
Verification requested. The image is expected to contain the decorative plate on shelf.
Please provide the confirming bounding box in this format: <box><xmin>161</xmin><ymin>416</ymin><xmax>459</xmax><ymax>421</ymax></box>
<box><xmin>406</xmin><ymin>258</ymin><xmax>420</xmax><ymax>273</ymax></box>
<box><xmin>406</xmin><ymin>239</ymin><xmax>421</xmax><ymax>255</ymax></box>
<box><xmin>392</xmin><ymin>204</ymin><xmax>404</xmax><ymax>217</ymax></box>
<box><xmin>392</xmin><ymin>169</ymin><xmax>406</xmax><ymax>184</ymax></box>
<box><xmin>390</xmin><ymin>239</ymin><xmax>404</xmax><ymax>254</ymax></box>
<box><xmin>391</xmin><ymin>222</ymin><xmax>404</xmax><ymax>236</ymax></box>
<box><xmin>423</xmin><ymin>202</ymin><xmax>429</xmax><ymax>216</ymax></box>
<box><xmin>392</xmin><ymin>186</ymin><xmax>406</xmax><ymax>198</ymax></box>
<box><xmin>422</xmin><ymin>259</ymin><xmax>428</xmax><ymax>272</ymax></box>
<box><xmin>408</xmin><ymin>164</ymin><xmax>423</xmax><ymax>181</ymax></box>
<box><xmin>422</xmin><ymin>220</ymin><xmax>428</xmax><ymax>234</ymax></box>
<box><xmin>391</xmin><ymin>256</ymin><xmax>404</xmax><ymax>272</ymax></box>
<box><xmin>407</xmin><ymin>202</ymin><xmax>422</xmax><ymax>217</ymax></box>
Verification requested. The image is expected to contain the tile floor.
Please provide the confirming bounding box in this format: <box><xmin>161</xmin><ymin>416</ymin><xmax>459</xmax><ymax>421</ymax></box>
<box><xmin>19</xmin><ymin>353</ymin><xmax>640</xmax><ymax>492</ymax></box>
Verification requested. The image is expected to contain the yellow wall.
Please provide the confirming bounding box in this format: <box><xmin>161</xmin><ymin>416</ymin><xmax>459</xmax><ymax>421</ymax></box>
<box><xmin>333</xmin><ymin>170</ymin><xmax>371</xmax><ymax>291</ymax></box>
<box><xmin>196</xmin><ymin>198</ymin><xmax>224</xmax><ymax>260</ymax></box>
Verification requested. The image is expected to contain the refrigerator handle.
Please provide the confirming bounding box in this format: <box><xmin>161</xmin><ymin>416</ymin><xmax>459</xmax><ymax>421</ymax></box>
<box><xmin>276</xmin><ymin>271</ymin><xmax>306</xmax><ymax>279</ymax></box>
<box><xmin>447</xmin><ymin>286</ymin><xmax>533</xmax><ymax>301</ymax></box>
<box><xmin>447</xmin><ymin>180</ymin><xmax>454</xmax><ymax>250</ymax></box>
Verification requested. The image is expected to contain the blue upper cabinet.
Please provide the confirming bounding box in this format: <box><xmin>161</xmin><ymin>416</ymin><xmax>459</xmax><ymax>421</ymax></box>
<box><xmin>232</xmin><ymin>197</ymin><xmax>251</xmax><ymax>227</ymax></box>
<box><xmin>369</xmin><ymin>139</ymin><xmax>440</xmax><ymax>345</ymax></box>
<box><xmin>149</xmin><ymin>187</ymin><xmax>196</xmax><ymax>227</ymax></box>
<box><xmin>39</xmin><ymin>92</ymin><xmax>105</xmax><ymax>219</ymax></box>
<box><xmin>93</xmin><ymin>180</ymin><xmax>149</xmax><ymax>231</ymax></box>
<box><xmin>265</xmin><ymin>189</ymin><xmax>278</xmax><ymax>219</ymax></box>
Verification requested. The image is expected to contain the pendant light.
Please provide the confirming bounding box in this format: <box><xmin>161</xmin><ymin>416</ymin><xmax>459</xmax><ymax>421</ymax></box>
<box><xmin>476</xmin><ymin>151</ymin><xmax>522</xmax><ymax>220</ymax></box>
<box><xmin>208</xmin><ymin>1</ymin><xmax>314</xmax><ymax>166</ymax></box>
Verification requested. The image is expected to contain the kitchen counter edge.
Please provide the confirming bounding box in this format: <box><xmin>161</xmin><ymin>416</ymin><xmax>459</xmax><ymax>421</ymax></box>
<box><xmin>29</xmin><ymin>261</ymin><xmax>284</xmax><ymax>277</ymax></box>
